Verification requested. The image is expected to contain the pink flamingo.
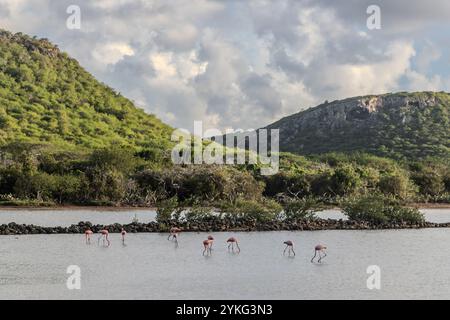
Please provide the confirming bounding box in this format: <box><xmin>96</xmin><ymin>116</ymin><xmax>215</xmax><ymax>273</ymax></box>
<box><xmin>283</xmin><ymin>240</ymin><xmax>295</xmax><ymax>256</ymax></box>
<box><xmin>121</xmin><ymin>228</ymin><xmax>127</xmax><ymax>244</ymax></box>
<box><xmin>168</xmin><ymin>227</ymin><xmax>182</xmax><ymax>242</ymax></box>
<box><xmin>84</xmin><ymin>229</ymin><xmax>93</xmax><ymax>244</ymax></box>
<box><xmin>227</xmin><ymin>237</ymin><xmax>240</xmax><ymax>253</ymax></box>
<box><xmin>98</xmin><ymin>228</ymin><xmax>110</xmax><ymax>246</ymax></box>
<box><xmin>207</xmin><ymin>235</ymin><xmax>214</xmax><ymax>248</ymax></box>
<box><xmin>202</xmin><ymin>239</ymin><xmax>213</xmax><ymax>256</ymax></box>
<box><xmin>311</xmin><ymin>244</ymin><xmax>327</xmax><ymax>263</ymax></box>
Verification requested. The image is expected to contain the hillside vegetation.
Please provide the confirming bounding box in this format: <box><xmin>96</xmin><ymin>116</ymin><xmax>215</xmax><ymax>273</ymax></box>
<box><xmin>0</xmin><ymin>30</ymin><xmax>448</xmax><ymax>213</ymax></box>
<box><xmin>0</xmin><ymin>30</ymin><xmax>173</xmax><ymax>153</ymax></box>
<box><xmin>266</xmin><ymin>92</ymin><xmax>450</xmax><ymax>159</ymax></box>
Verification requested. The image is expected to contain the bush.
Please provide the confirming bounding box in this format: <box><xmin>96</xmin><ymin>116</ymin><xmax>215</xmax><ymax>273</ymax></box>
<box><xmin>0</xmin><ymin>167</ymin><xmax>21</xmax><ymax>194</ymax></box>
<box><xmin>83</xmin><ymin>167</ymin><xmax>126</xmax><ymax>203</ymax></box>
<box><xmin>263</xmin><ymin>172</ymin><xmax>312</xmax><ymax>198</ymax></box>
<box><xmin>383</xmin><ymin>205</ymin><xmax>425</xmax><ymax>224</ymax></box>
<box><xmin>134</xmin><ymin>165</ymin><xmax>263</xmax><ymax>203</ymax></box>
<box><xmin>377</xmin><ymin>171</ymin><xmax>415</xmax><ymax>200</ymax></box>
<box><xmin>184</xmin><ymin>205</ymin><xmax>214</xmax><ymax>222</ymax></box>
<box><xmin>218</xmin><ymin>198</ymin><xmax>282</xmax><ymax>222</ymax></box>
<box><xmin>281</xmin><ymin>197</ymin><xmax>322</xmax><ymax>221</ymax></box>
<box><xmin>341</xmin><ymin>194</ymin><xmax>424</xmax><ymax>225</ymax></box>
<box><xmin>156</xmin><ymin>197</ymin><xmax>180</xmax><ymax>223</ymax></box>
<box><xmin>329</xmin><ymin>165</ymin><xmax>362</xmax><ymax>196</ymax></box>
<box><xmin>412</xmin><ymin>169</ymin><xmax>445</xmax><ymax>197</ymax></box>
<box><xmin>13</xmin><ymin>172</ymin><xmax>56</xmax><ymax>201</ymax></box>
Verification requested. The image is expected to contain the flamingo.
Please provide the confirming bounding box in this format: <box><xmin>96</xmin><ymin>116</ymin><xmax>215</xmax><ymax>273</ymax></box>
<box><xmin>98</xmin><ymin>228</ymin><xmax>110</xmax><ymax>247</ymax></box>
<box><xmin>283</xmin><ymin>240</ymin><xmax>295</xmax><ymax>256</ymax></box>
<box><xmin>311</xmin><ymin>244</ymin><xmax>327</xmax><ymax>263</ymax></box>
<box><xmin>207</xmin><ymin>235</ymin><xmax>214</xmax><ymax>248</ymax></box>
<box><xmin>84</xmin><ymin>229</ymin><xmax>93</xmax><ymax>244</ymax></box>
<box><xmin>121</xmin><ymin>228</ymin><xmax>127</xmax><ymax>244</ymax></box>
<box><xmin>202</xmin><ymin>239</ymin><xmax>213</xmax><ymax>256</ymax></box>
<box><xmin>227</xmin><ymin>237</ymin><xmax>240</xmax><ymax>253</ymax></box>
<box><xmin>168</xmin><ymin>227</ymin><xmax>182</xmax><ymax>242</ymax></box>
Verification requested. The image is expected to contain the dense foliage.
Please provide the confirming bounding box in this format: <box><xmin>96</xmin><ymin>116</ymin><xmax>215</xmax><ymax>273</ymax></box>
<box><xmin>0</xmin><ymin>30</ymin><xmax>448</xmax><ymax>224</ymax></box>
<box><xmin>267</xmin><ymin>91</ymin><xmax>450</xmax><ymax>159</ymax></box>
<box><xmin>341</xmin><ymin>194</ymin><xmax>425</xmax><ymax>225</ymax></box>
<box><xmin>0</xmin><ymin>143</ymin><xmax>448</xmax><ymax>209</ymax></box>
<box><xmin>0</xmin><ymin>30</ymin><xmax>173</xmax><ymax>156</ymax></box>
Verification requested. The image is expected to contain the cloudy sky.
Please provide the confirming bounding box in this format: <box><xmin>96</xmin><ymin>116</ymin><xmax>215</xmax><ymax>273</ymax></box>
<box><xmin>1</xmin><ymin>0</ymin><xmax>450</xmax><ymax>132</ymax></box>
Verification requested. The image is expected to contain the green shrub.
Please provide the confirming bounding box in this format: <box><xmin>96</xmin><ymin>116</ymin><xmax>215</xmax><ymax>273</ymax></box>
<box><xmin>156</xmin><ymin>197</ymin><xmax>180</xmax><ymax>223</ymax></box>
<box><xmin>218</xmin><ymin>198</ymin><xmax>282</xmax><ymax>222</ymax></box>
<box><xmin>341</xmin><ymin>194</ymin><xmax>424</xmax><ymax>225</ymax></box>
<box><xmin>184</xmin><ymin>205</ymin><xmax>214</xmax><ymax>222</ymax></box>
<box><xmin>378</xmin><ymin>171</ymin><xmax>416</xmax><ymax>200</ymax></box>
<box><xmin>263</xmin><ymin>172</ymin><xmax>312</xmax><ymax>198</ymax></box>
<box><xmin>412</xmin><ymin>168</ymin><xmax>445</xmax><ymax>196</ymax></box>
<box><xmin>383</xmin><ymin>206</ymin><xmax>425</xmax><ymax>224</ymax></box>
<box><xmin>329</xmin><ymin>165</ymin><xmax>362</xmax><ymax>196</ymax></box>
<box><xmin>134</xmin><ymin>165</ymin><xmax>263</xmax><ymax>203</ymax></box>
<box><xmin>281</xmin><ymin>197</ymin><xmax>322</xmax><ymax>221</ymax></box>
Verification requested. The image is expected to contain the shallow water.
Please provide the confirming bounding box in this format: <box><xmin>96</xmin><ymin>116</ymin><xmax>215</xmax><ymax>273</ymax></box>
<box><xmin>0</xmin><ymin>229</ymin><xmax>450</xmax><ymax>299</ymax></box>
<box><xmin>0</xmin><ymin>208</ymin><xmax>449</xmax><ymax>299</ymax></box>
<box><xmin>0</xmin><ymin>208</ymin><xmax>448</xmax><ymax>226</ymax></box>
<box><xmin>0</xmin><ymin>209</ymin><xmax>156</xmax><ymax>226</ymax></box>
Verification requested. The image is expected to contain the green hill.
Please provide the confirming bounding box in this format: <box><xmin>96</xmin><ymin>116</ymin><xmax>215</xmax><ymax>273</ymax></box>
<box><xmin>0</xmin><ymin>30</ymin><xmax>173</xmax><ymax>152</ymax></box>
<box><xmin>0</xmin><ymin>30</ymin><xmax>448</xmax><ymax>207</ymax></box>
<box><xmin>265</xmin><ymin>92</ymin><xmax>450</xmax><ymax>159</ymax></box>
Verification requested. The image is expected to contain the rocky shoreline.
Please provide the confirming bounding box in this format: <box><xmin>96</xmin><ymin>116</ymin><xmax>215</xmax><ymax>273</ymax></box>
<box><xmin>1</xmin><ymin>218</ymin><xmax>450</xmax><ymax>235</ymax></box>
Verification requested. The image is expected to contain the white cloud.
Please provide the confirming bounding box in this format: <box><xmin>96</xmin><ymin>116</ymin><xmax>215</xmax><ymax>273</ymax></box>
<box><xmin>92</xmin><ymin>42</ymin><xmax>135</xmax><ymax>66</ymax></box>
<box><xmin>314</xmin><ymin>41</ymin><xmax>415</xmax><ymax>99</ymax></box>
<box><xmin>0</xmin><ymin>0</ymin><xmax>448</xmax><ymax>131</ymax></box>
<box><xmin>150</xmin><ymin>52</ymin><xmax>177</xmax><ymax>78</ymax></box>
<box><xmin>415</xmin><ymin>41</ymin><xmax>441</xmax><ymax>73</ymax></box>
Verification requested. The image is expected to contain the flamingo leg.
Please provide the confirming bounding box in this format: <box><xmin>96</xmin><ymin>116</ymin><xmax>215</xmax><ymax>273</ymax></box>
<box><xmin>291</xmin><ymin>247</ymin><xmax>295</xmax><ymax>256</ymax></box>
<box><xmin>318</xmin><ymin>252</ymin><xmax>322</xmax><ymax>263</ymax></box>
<box><xmin>311</xmin><ymin>250</ymin><xmax>317</xmax><ymax>263</ymax></box>
<box><xmin>283</xmin><ymin>245</ymin><xmax>288</xmax><ymax>255</ymax></box>
<box><xmin>228</xmin><ymin>243</ymin><xmax>232</xmax><ymax>250</ymax></box>
<box><xmin>236</xmin><ymin>242</ymin><xmax>240</xmax><ymax>253</ymax></box>
<box><xmin>203</xmin><ymin>246</ymin><xmax>207</xmax><ymax>256</ymax></box>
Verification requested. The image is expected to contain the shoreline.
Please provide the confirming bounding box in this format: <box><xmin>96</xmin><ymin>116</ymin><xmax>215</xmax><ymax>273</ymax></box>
<box><xmin>410</xmin><ymin>203</ymin><xmax>450</xmax><ymax>209</ymax></box>
<box><xmin>1</xmin><ymin>219</ymin><xmax>449</xmax><ymax>235</ymax></box>
<box><xmin>0</xmin><ymin>205</ymin><xmax>158</xmax><ymax>211</ymax></box>
<box><xmin>0</xmin><ymin>203</ymin><xmax>449</xmax><ymax>211</ymax></box>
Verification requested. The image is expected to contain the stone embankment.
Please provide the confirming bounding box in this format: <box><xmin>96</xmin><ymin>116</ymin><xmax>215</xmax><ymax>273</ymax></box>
<box><xmin>0</xmin><ymin>218</ymin><xmax>449</xmax><ymax>235</ymax></box>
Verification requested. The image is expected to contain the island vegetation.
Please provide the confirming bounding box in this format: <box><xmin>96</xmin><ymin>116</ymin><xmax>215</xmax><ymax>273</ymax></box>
<box><xmin>0</xmin><ymin>30</ymin><xmax>449</xmax><ymax>227</ymax></box>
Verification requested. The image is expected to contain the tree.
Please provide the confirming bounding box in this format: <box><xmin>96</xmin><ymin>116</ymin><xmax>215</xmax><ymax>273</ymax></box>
<box><xmin>378</xmin><ymin>171</ymin><xmax>415</xmax><ymax>200</ymax></box>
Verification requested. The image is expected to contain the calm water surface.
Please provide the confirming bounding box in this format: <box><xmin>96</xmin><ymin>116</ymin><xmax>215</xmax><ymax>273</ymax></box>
<box><xmin>0</xmin><ymin>208</ymin><xmax>448</xmax><ymax>226</ymax></box>
<box><xmin>0</xmin><ymin>209</ymin><xmax>449</xmax><ymax>299</ymax></box>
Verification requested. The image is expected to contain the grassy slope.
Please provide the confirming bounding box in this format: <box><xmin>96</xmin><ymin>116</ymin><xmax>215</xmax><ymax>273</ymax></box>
<box><xmin>0</xmin><ymin>30</ymin><xmax>173</xmax><ymax>152</ymax></box>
